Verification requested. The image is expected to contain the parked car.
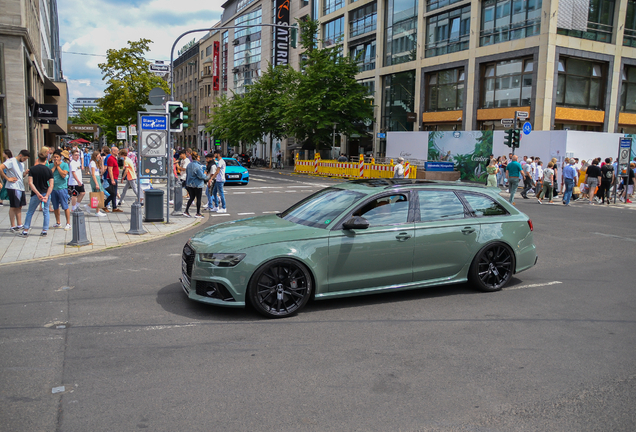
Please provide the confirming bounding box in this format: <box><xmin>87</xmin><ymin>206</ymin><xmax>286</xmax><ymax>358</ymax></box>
<box><xmin>180</xmin><ymin>179</ymin><xmax>537</xmax><ymax>318</ymax></box>
<box><xmin>223</xmin><ymin>157</ymin><xmax>249</xmax><ymax>185</ymax></box>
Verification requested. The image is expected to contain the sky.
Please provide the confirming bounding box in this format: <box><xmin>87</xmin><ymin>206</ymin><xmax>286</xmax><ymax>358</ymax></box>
<box><xmin>58</xmin><ymin>0</ymin><xmax>225</xmax><ymax>101</ymax></box>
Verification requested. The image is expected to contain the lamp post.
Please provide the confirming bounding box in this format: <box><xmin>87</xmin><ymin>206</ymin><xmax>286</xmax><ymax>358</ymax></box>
<box><xmin>332</xmin><ymin>123</ymin><xmax>338</xmax><ymax>159</ymax></box>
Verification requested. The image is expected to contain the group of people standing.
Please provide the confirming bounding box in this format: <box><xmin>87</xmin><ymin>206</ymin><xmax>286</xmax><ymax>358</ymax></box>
<box><xmin>486</xmin><ymin>153</ymin><xmax>636</xmax><ymax>206</ymax></box>
<box><xmin>175</xmin><ymin>148</ymin><xmax>227</xmax><ymax>217</ymax></box>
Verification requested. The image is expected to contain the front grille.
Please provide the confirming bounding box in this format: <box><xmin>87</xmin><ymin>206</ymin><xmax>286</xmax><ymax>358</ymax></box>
<box><xmin>195</xmin><ymin>281</ymin><xmax>235</xmax><ymax>302</ymax></box>
<box><xmin>182</xmin><ymin>243</ymin><xmax>195</xmax><ymax>280</ymax></box>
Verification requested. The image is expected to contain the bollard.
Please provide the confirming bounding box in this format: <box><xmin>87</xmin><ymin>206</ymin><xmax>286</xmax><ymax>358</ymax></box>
<box><xmin>171</xmin><ymin>184</ymin><xmax>183</xmax><ymax>214</ymax></box>
<box><xmin>127</xmin><ymin>202</ymin><xmax>146</xmax><ymax>235</ymax></box>
<box><xmin>67</xmin><ymin>209</ymin><xmax>92</xmax><ymax>246</ymax></box>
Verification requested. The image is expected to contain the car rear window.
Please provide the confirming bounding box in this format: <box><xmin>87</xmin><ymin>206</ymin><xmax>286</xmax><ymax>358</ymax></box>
<box><xmin>417</xmin><ymin>190</ymin><xmax>466</xmax><ymax>221</ymax></box>
<box><xmin>461</xmin><ymin>193</ymin><xmax>509</xmax><ymax>217</ymax></box>
<box><xmin>280</xmin><ymin>188</ymin><xmax>365</xmax><ymax>228</ymax></box>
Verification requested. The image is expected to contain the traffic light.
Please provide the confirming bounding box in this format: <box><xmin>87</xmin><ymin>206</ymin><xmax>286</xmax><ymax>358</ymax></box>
<box><xmin>504</xmin><ymin>129</ymin><xmax>513</xmax><ymax>147</ymax></box>
<box><xmin>182</xmin><ymin>105</ymin><xmax>189</xmax><ymax>129</ymax></box>
<box><xmin>167</xmin><ymin>102</ymin><xmax>184</xmax><ymax>132</ymax></box>
<box><xmin>512</xmin><ymin>129</ymin><xmax>521</xmax><ymax>148</ymax></box>
<box><xmin>290</xmin><ymin>24</ymin><xmax>298</xmax><ymax>49</ymax></box>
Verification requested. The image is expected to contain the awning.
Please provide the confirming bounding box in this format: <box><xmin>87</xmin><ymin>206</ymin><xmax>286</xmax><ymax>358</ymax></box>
<box><xmin>43</xmin><ymin>76</ymin><xmax>60</xmax><ymax>96</ymax></box>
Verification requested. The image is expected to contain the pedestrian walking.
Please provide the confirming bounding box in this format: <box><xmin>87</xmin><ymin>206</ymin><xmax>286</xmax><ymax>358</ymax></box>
<box><xmin>562</xmin><ymin>158</ymin><xmax>578</xmax><ymax>206</ymax></box>
<box><xmin>585</xmin><ymin>159</ymin><xmax>602</xmax><ymax>205</ymax></box>
<box><xmin>521</xmin><ymin>158</ymin><xmax>535</xmax><ymax>199</ymax></box>
<box><xmin>0</xmin><ymin>149</ymin><xmax>30</xmax><ymax>231</ymax></box>
<box><xmin>486</xmin><ymin>159</ymin><xmax>498</xmax><ymax>187</ymax></box>
<box><xmin>103</xmin><ymin>147</ymin><xmax>122</xmax><ymax>213</ymax></box>
<box><xmin>619</xmin><ymin>163</ymin><xmax>635</xmax><ymax>203</ymax></box>
<box><xmin>599</xmin><ymin>157</ymin><xmax>614</xmax><ymax>204</ymax></box>
<box><xmin>183</xmin><ymin>151</ymin><xmax>206</xmax><ymax>218</ymax></box>
<box><xmin>537</xmin><ymin>162</ymin><xmax>555</xmax><ymax>204</ymax></box>
<box><xmin>0</xmin><ymin>149</ymin><xmax>14</xmax><ymax>207</ymax></box>
<box><xmin>211</xmin><ymin>150</ymin><xmax>227</xmax><ymax>213</ymax></box>
<box><xmin>505</xmin><ymin>155</ymin><xmax>524</xmax><ymax>205</ymax></box>
<box><xmin>118</xmin><ymin>149</ymin><xmax>139</xmax><ymax>205</ymax></box>
<box><xmin>204</xmin><ymin>153</ymin><xmax>216</xmax><ymax>210</ymax></box>
<box><xmin>394</xmin><ymin>157</ymin><xmax>405</xmax><ymax>178</ymax></box>
<box><xmin>46</xmin><ymin>150</ymin><xmax>72</xmax><ymax>230</ymax></box>
<box><xmin>88</xmin><ymin>151</ymin><xmax>106</xmax><ymax>217</ymax></box>
<box><xmin>69</xmin><ymin>149</ymin><xmax>87</xmax><ymax>212</ymax></box>
<box><xmin>19</xmin><ymin>148</ymin><xmax>54</xmax><ymax>237</ymax></box>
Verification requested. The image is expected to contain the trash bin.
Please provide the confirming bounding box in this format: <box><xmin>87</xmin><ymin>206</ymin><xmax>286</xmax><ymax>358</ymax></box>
<box><xmin>144</xmin><ymin>189</ymin><xmax>164</xmax><ymax>222</ymax></box>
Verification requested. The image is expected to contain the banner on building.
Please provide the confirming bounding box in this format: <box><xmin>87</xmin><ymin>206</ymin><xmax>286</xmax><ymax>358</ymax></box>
<box><xmin>36</xmin><ymin>103</ymin><xmax>58</xmax><ymax>119</ymax></box>
<box><xmin>428</xmin><ymin>131</ymin><xmax>493</xmax><ymax>181</ymax></box>
<box><xmin>213</xmin><ymin>41</ymin><xmax>220</xmax><ymax>91</ymax></box>
<box><xmin>274</xmin><ymin>0</ymin><xmax>290</xmax><ymax>66</ymax></box>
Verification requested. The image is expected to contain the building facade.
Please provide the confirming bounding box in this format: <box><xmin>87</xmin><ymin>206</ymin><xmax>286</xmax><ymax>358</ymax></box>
<box><xmin>172</xmin><ymin>40</ymin><xmax>200</xmax><ymax>149</ymax></box>
<box><xmin>71</xmin><ymin>96</ymin><xmax>98</xmax><ymax>116</ymax></box>
<box><xmin>0</xmin><ymin>0</ymin><xmax>67</xmax><ymax>160</ymax></box>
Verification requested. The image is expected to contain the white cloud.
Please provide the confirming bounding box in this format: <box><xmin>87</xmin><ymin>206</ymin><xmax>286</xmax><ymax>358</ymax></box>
<box><xmin>59</xmin><ymin>0</ymin><xmax>224</xmax><ymax>101</ymax></box>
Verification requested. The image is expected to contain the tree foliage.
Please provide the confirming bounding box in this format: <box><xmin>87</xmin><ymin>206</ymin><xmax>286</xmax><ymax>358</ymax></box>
<box><xmin>97</xmin><ymin>39</ymin><xmax>169</xmax><ymax>142</ymax></box>
<box><xmin>206</xmin><ymin>19</ymin><xmax>373</xmax><ymax>152</ymax></box>
<box><xmin>68</xmin><ymin>107</ymin><xmax>106</xmax><ymax>142</ymax></box>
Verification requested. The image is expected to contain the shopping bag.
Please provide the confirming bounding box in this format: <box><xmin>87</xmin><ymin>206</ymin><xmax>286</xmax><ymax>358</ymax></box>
<box><xmin>89</xmin><ymin>191</ymin><xmax>104</xmax><ymax>209</ymax></box>
<box><xmin>573</xmin><ymin>186</ymin><xmax>581</xmax><ymax>195</ymax></box>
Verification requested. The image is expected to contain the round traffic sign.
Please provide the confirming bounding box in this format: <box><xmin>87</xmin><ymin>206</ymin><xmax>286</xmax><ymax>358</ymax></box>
<box><xmin>146</xmin><ymin>133</ymin><xmax>162</xmax><ymax>149</ymax></box>
<box><xmin>523</xmin><ymin>121</ymin><xmax>532</xmax><ymax>135</ymax></box>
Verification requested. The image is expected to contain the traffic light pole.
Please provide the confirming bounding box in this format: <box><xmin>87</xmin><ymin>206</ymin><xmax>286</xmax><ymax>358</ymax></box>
<box><xmin>167</xmin><ymin>23</ymin><xmax>296</xmax><ymax>222</ymax></box>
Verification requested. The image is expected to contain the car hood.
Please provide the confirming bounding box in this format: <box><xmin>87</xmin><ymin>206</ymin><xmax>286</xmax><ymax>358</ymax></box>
<box><xmin>225</xmin><ymin>166</ymin><xmax>247</xmax><ymax>173</ymax></box>
<box><xmin>189</xmin><ymin>214</ymin><xmax>326</xmax><ymax>252</ymax></box>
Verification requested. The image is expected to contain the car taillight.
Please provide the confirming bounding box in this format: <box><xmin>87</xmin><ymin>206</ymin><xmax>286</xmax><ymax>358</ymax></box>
<box><xmin>528</xmin><ymin>219</ymin><xmax>533</xmax><ymax>231</ymax></box>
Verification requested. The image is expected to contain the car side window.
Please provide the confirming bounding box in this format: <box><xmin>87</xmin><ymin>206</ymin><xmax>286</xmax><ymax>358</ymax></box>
<box><xmin>417</xmin><ymin>190</ymin><xmax>466</xmax><ymax>222</ymax></box>
<box><xmin>461</xmin><ymin>193</ymin><xmax>509</xmax><ymax>217</ymax></box>
<box><xmin>353</xmin><ymin>194</ymin><xmax>409</xmax><ymax>226</ymax></box>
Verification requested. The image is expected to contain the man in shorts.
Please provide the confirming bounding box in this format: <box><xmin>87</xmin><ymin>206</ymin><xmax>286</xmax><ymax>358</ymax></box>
<box><xmin>47</xmin><ymin>150</ymin><xmax>72</xmax><ymax>230</ymax></box>
<box><xmin>0</xmin><ymin>149</ymin><xmax>30</xmax><ymax>231</ymax></box>
<box><xmin>68</xmin><ymin>149</ymin><xmax>86</xmax><ymax>212</ymax></box>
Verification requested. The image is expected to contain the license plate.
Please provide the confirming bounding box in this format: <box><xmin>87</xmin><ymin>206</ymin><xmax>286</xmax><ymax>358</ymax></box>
<box><xmin>228</xmin><ymin>174</ymin><xmax>240</xmax><ymax>179</ymax></box>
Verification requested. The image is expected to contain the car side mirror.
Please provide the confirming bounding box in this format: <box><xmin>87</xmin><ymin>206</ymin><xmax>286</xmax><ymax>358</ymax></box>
<box><xmin>342</xmin><ymin>216</ymin><xmax>369</xmax><ymax>230</ymax></box>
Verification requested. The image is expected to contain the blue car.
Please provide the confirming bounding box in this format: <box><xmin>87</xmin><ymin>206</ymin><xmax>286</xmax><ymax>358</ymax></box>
<box><xmin>223</xmin><ymin>158</ymin><xmax>249</xmax><ymax>185</ymax></box>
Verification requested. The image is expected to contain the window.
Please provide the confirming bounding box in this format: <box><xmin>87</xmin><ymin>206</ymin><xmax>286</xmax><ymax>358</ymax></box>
<box><xmin>324</xmin><ymin>0</ymin><xmax>345</xmax><ymax>14</ymax></box>
<box><xmin>222</xmin><ymin>31</ymin><xmax>228</xmax><ymax>91</ymax></box>
<box><xmin>556</xmin><ymin>57</ymin><xmax>605</xmax><ymax>110</ymax></box>
<box><xmin>426</xmin><ymin>5</ymin><xmax>470</xmax><ymax>57</ymax></box>
<box><xmin>206</xmin><ymin>46</ymin><xmax>212</xmax><ymax>56</ymax></box>
<box><xmin>350</xmin><ymin>2</ymin><xmax>377</xmax><ymax>38</ymax></box>
<box><xmin>281</xmin><ymin>188</ymin><xmax>365</xmax><ymax>228</ymax></box>
<box><xmin>382</xmin><ymin>71</ymin><xmax>416</xmax><ymax>131</ymax></box>
<box><xmin>417</xmin><ymin>191</ymin><xmax>465</xmax><ymax>221</ymax></box>
<box><xmin>234</xmin><ymin>7</ymin><xmax>262</xmax><ymax>39</ymax></box>
<box><xmin>427</xmin><ymin>0</ymin><xmax>462</xmax><ymax>12</ymax></box>
<box><xmin>625</xmin><ymin>0</ymin><xmax>636</xmax><ymax>47</ymax></box>
<box><xmin>234</xmin><ymin>8</ymin><xmax>262</xmax><ymax>94</ymax></box>
<box><xmin>354</xmin><ymin>194</ymin><xmax>410</xmax><ymax>226</ymax></box>
<box><xmin>426</xmin><ymin>68</ymin><xmax>464</xmax><ymax>111</ymax></box>
<box><xmin>620</xmin><ymin>66</ymin><xmax>636</xmax><ymax>113</ymax></box>
<box><xmin>323</xmin><ymin>16</ymin><xmax>344</xmax><ymax>45</ymax></box>
<box><xmin>350</xmin><ymin>40</ymin><xmax>376</xmax><ymax>71</ymax></box>
<box><xmin>480</xmin><ymin>0</ymin><xmax>542</xmax><ymax>46</ymax></box>
<box><xmin>384</xmin><ymin>0</ymin><xmax>418</xmax><ymax>66</ymax></box>
<box><xmin>461</xmin><ymin>193</ymin><xmax>508</xmax><ymax>216</ymax></box>
<box><xmin>359</xmin><ymin>78</ymin><xmax>376</xmax><ymax>107</ymax></box>
<box><xmin>557</xmin><ymin>0</ymin><xmax>615</xmax><ymax>43</ymax></box>
<box><xmin>482</xmin><ymin>58</ymin><xmax>533</xmax><ymax>108</ymax></box>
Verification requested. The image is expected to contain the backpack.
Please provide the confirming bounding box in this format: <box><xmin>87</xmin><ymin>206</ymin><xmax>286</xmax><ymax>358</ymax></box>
<box><xmin>604</xmin><ymin>166</ymin><xmax>614</xmax><ymax>180</ymax></box>
<box><xmin>102</xmin><ymin>154</ymin><xmax>111</xmax><ymax>180</ymax></box>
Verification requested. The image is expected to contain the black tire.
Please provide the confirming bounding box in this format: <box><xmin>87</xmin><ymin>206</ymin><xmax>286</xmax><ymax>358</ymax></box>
<box><xmin>249</xmin><ymin>258</ymin><xmax>313</xmax><ymax>318</ymax></box>
<box><xmin>469</xmin><ymin>243</ymin><xmax>515</xmax><ymax>292</ymax></box>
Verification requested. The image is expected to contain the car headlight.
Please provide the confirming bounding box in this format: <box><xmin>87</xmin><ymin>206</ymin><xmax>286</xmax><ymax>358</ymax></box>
<box><xmin>198</xmin><ymin>253</ymin><xmax>246</xmax><ymax>267</ymax></box>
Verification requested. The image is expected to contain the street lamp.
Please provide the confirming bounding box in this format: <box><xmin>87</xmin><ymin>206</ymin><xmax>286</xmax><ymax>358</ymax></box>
<box><xmin>332</xmin><ymin>123</ymin><xmax>338</xmax><ymax>158</ymax></box>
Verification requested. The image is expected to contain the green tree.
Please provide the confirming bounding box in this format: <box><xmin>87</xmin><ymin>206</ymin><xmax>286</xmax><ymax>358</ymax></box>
<box><xmin>97</xmin><ymin>39</ymin><xmax>169</xmax><ymax>142</ymax></box>
<box><xmin>281</xmin><ymin>19</ymin><xmax>374</xmax><ymax>151</ymax></box>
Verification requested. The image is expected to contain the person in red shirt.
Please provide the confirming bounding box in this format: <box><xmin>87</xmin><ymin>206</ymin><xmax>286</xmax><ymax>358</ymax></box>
<box><xmin>103</xmin><ymin>146</ymin><xmax>122</xmax><ymax>212</ymax></box>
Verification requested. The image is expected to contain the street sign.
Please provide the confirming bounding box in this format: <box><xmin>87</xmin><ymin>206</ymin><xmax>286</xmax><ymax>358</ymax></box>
<box><xmin>523</xmin><ymin>121</ymin><xmax>532</xmax><ymax>135</ymax></box>
<box><xmin>377</xmin><ymin>133</ymin><xmax>386</xmax><ymax>139</ymax></box>
<box><xmin>149</xmin><ymin>63</ymin><xmax>170</xmax><ymax>73</ymax></box>
<box><xmin>140</xmin><ymin>130</ymin><xmax>168</xmax><ymax>157</ymax></box>
<box><xmin>141</xmin><ymin>115</ymin><xmax>167</xmax><ymax>130</ymax></box>
<box><xmin>515</xmin><ymin>111</ymin><xmax>529</xmax><ymax>120</ymax></box>
<box><xmin>501</xmin><ymin>118</ymin><xmax>514</xmax><ymax>126</ymax></box>
<box><xmin>618</xmin><ymin>137</ymin><xmax>632</xmax><ymax>177</ymax></box>
<box><xmin>116</xmin><ymin>126</ymin><xmax>127</xmax><ymax>140</ymax></box>
<box><xmin>129</xmin><ymin>124</ymin><xmax>137</xmax><ymax>136</ymax></box>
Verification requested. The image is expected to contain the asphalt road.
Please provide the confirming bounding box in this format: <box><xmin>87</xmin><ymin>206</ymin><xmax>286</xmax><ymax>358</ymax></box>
<box><xmin>1</xmin><ymin>171</ymin><xmax>635</xmax><ymax>432</ymax></box>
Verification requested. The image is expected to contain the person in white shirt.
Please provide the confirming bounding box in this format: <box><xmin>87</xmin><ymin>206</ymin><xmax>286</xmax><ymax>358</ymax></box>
<box><xmin>394</xmin><ymin>157</ymin><xmax>405</xmax><ymax>178</ymax></box>
<box><xmin>210</xmin><ymin>150</ymin><xmax>227</xmax><ymax>213</ymax></box>
<box><xmin>0</xmin><ymin>149</ymin><xmax>30</xmax><ymax>231</ymax></box>
<box><xmin>68</xmin><ymin>150</ymin><xmax>86</xmax><ymax>212</ymax></box>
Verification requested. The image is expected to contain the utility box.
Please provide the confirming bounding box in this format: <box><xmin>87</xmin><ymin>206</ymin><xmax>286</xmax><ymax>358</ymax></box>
<box><xmin>144</xmin><ymin>189</ymin><xmax>164</xmax><ymax>222</ymax></box>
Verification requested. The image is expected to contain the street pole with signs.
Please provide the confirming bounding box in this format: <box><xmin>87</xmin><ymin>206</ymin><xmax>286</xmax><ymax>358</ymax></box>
<box><xmin>615</xmin><ymin>137</ymin><xmax>633</xmax><ymax>203</ymax></box>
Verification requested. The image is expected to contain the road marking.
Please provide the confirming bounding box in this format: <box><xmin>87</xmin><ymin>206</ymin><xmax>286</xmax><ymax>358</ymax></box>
<box><xmin>232</xmin><ymin>192</ymin><xmax>245</xmax><ymax>194</ymax></box>
<box><xmin>250</xmin><ymin>178</ymin><xmax>267</xmax><ymax>182</ymax></box>
<box><xmin>237</xmin><ymin>212</ymin><xmax>255</xmax><ymax>215</ymax></box>
<box><xmin>251</xmin><ymin>191</ymin><xmax>263</xmax><ymax>194</ymax></box>
<box><xmin>262</xmin><ymin>211</ymin><xmax>279</xmax><ymax>213</ymax></box>
<box><xmin>592</xmin><ymin>232</ymin><xmax>636</xmax><ymax>242</ymax></box>
<box><xmin>211</xmin><ymin>214</ymin><xmax>231</xmax><ymax>217</ymax></box>
<box><xmin>503</xmin><ymin>281</ymin><xmax>563</xmax><ymax>291</ymax></box>
<box><xmin>249</xmin><ymin>174</ymin><xmax>330</xmax><ymax>188</ymax></box>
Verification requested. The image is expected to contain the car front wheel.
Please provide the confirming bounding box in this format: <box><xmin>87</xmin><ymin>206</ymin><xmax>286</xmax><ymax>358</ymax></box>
<box><xmin>469</xmin><ymin>243</ymin><xmax>514</xmax><ymax>292</ymax></box>
<box><xmin>249</xmin><ymin>258</ymin><xmax>313</xmax><ymax>318</ymax></box>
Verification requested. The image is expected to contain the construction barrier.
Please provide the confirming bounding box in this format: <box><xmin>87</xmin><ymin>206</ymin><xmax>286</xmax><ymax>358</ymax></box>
<box><xmin>294</xmin><ymin>154</ymin><xmax>417</xmax><ymax>179</ymax></box>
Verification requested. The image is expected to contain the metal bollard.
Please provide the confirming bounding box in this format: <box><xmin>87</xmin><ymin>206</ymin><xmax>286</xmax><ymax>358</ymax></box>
<box><xmin>171</xmin><ymin>184</ymin><xmax>183</xmax><ymax>214</ymax></box>
<box><xmin>127</xmin><ymin>202</ymin><xmax>146</xmax><ymax>235</ymax></box>
<box><xmin>67</xmin><ymin>209</ymin><xmax>92</xmax><ymax>246</ymax></box>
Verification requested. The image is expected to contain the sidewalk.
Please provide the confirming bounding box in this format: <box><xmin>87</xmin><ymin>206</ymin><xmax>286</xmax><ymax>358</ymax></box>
<box><xmin>0</xmin><ymin>182</ymin><xmax>204</xmax><ymax>266</ymax></box>
<box><xmin>498</xmin><ymin>186</ymin><xmax>636</xmax><ymax>208</ymax></box>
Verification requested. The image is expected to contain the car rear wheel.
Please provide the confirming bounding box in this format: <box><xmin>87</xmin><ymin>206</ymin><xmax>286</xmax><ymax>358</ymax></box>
<box><xmin>249</xmin><ymin>258</ymin><xmax>313</xmax><ymax>318</ymax></box>
<box><xmin>470</xmin><ymin>243</ymin><xmax>514</xmax><ymax>292</ymax></box>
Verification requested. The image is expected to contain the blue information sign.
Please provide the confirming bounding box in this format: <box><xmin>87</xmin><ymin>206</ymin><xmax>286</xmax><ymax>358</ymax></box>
<box><xmin>377</xmin><ymin>132</ymin><xmax>386</xmax><ymax>139</ymax></box>
<box><xmin>425</xmin><ymin>161</ymin><xmax>455</xmax><ymax>172</ymax></box>
<box><xmin>523</xmin><ymin>121</ymin><xmax>532</xmax><ymax>135</ymax></box>
<box><xmin>141</xmin><ymin>116</ymin><xmax>167</xmax><ymax>130</ymax></box>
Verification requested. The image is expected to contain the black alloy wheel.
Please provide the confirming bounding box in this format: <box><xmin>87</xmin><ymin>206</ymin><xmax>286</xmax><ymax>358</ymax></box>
<box><xmin>470</xmin><ymin>243</ymin><xmax>514</xmax><ymax>292</ymax></box>
<box><xmin>249</xmin><ymin>258</ymin><xmax>313</xmax><ymax>318</ymax></box>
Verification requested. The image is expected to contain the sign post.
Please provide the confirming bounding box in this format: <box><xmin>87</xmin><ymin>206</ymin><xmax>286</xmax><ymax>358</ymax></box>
<box><xmin>116</xmin><ymin>126</ymin><xmax>127</xmax><ymax>141</ymax></box>
<box><xmin>615</xmin><ymin>137</ymin><xmax>632</xmax><ymax>203</ymax></box>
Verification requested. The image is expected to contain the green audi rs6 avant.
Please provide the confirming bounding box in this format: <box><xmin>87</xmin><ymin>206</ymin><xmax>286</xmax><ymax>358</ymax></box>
<box><xmin>180</xmin><ymin>179</ymin><xmax>537</xmax><ymax>318</ymax></box>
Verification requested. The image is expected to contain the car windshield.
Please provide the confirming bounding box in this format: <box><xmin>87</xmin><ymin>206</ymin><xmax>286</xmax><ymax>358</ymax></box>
<box><xmin>224</xmin><ymin>159</ymin><xmax>240</xmax><ymax>166</ymax></box>
<box><xmin>280</xmin><ymin>188</ymin><xmax>365</xmax><ymax>228</ymax></box>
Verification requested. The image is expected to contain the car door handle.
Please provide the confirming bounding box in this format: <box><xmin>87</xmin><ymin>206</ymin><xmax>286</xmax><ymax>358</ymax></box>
<box><xmin>396</xmin><ymin>232</ymin><xmax>412</xmax><ymax>241</ymax></box>
<box><xmin>461</xmin><ymin>227</ymin><xmax>475</xmax><ymax>235</ymax></box>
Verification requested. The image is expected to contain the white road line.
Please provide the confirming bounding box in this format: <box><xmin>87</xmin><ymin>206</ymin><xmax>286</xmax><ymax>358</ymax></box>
<box><xmin>250</xmin><ymin>178</ymin><xmax>267</xmax><ymax>182</ymax></box>
<box><xmin>503</xmin><ymin>281</ymin><xmax>563</xmax><ymax>291</ymax></box>
<box><xmin>592</xmin><ymin>232</ymin><xmax>636</xmax><ymax>242</ymax></box>
<box><xmin>212</xmin><ymin>214</ymin><xmax>231</xmax><ymax>217</ymax></box>
<box><xmin>262</xmin><ymin>211</ymin><xmax>279</xmax><ymax>213</ymax></box>
<box><xmin>232</xmin><ymin>192</ymin><xmax>245</xmax><ymax>194</ymax></box>
<box><xmin>251</xmin><ymin>191</ymin><xmax>263</xmax><ymax>194</ymax></box>
<box><xmin>237</xmin><ymin>212</ymin><xmax>255</xmax><ymax>215</ymax></box>
<box><xmin>249</xmin><ymin>174</ymin><xmax>330</xmax><ymax>188</ymax></box>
